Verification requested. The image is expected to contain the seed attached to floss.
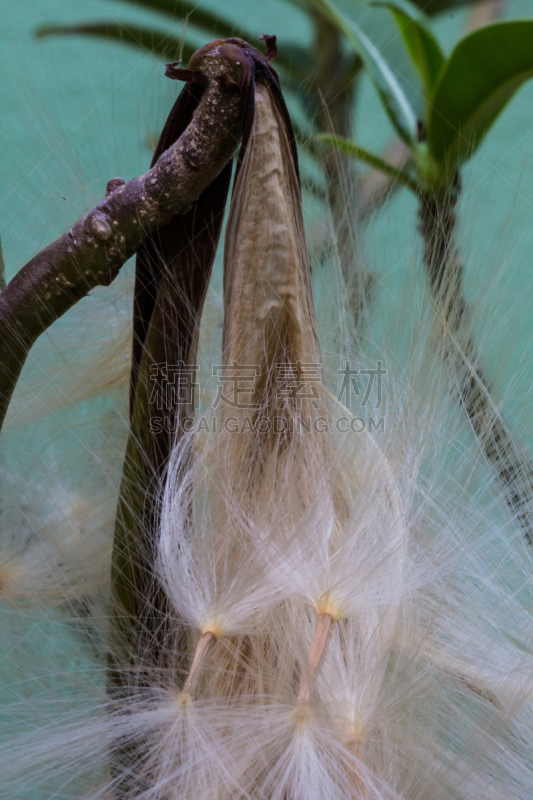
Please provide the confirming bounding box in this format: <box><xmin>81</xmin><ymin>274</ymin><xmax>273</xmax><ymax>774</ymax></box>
<box><xmin>297</xmin><ymin>613</ymin><xmax>335</xmax><ymax>705</ymax></box>
<box><xmin>182</xmin><ymin>630</ymin><xmax>218</xmax><ymax>695</ymax></box>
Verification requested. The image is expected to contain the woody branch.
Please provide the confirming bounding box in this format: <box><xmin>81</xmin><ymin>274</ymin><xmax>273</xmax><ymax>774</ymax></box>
<box><xmin>0</xmin><ymin>57</ymin><xmax>244</xmax><ymax>432</ymax></box>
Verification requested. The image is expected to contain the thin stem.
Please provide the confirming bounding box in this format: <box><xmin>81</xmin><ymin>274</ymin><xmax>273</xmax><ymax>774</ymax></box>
<box><xmin>467</xmin><ymin>0</ymin><xmax>508</xmax><ymax>31</ymax></box>
<box><xmin>343</xmin><ymin>723</ymin><xmax>368</xmax><ymax>800</ymax></box>
<box><xmin>419</xmin><ymin>180</ymin><xmax>533</xmax><ymax>545</ymax></box>
<box><xmin>298</xmin><ymin>613</ymin><xmax>334</xmax><ymax>704</ymax></box>
<box><xmin>307</xmin><ymin>12</ymin><xmax>375</xmax><ymax>333</ymax></box>
<box><xmin>182</xmin><ymin>632</ymin><xmax>217</xmax><ymax>694</ymax></box>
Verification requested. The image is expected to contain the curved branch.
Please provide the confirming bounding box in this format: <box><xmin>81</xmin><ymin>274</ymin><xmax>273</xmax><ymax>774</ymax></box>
<box><xmin>0</xmin><ymin>60</ymin><xmax>244</xmax><ymax>431</ymax></box>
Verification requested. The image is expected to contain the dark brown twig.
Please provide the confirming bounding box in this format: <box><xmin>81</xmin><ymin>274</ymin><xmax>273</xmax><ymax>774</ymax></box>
<box><xmin>0</xmin><ymin>57</ymin><xmax>244</xmax><ymax>432</ymax></box>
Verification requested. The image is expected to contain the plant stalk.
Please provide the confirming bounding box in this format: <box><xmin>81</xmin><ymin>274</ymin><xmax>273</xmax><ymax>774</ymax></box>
<box><xmin>308</xmin><ymin>11</ymin><xmax>374</xmax><ymax>331</ymax></box>
<box><xmin>419</xmin><ymin>179</ymin><xmax>533</xmax><ymax>545</ymax></box>
<box><xmin>298</xmin><ymin>612</ymin><xmax>334</xmax><ymax>704</ymax></box>
<box><xmin>182</xmin><ymin>631</ymin><xmax>217</xmax><ymax>694</ymax></box>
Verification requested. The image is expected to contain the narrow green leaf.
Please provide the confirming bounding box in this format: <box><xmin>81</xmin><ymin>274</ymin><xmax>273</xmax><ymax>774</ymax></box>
<box><xmin>111</xmin><ymin>0</ymin><xmax>307</xmax><ymax>75</ymax></box>
<box><xmin>317</xmin><ymin>133</ymin><xmax>418</xmax><ymax>193</ymax></box>
<box><xmin>370</xmin><ymin>0</ymin><xmax>445</xmax><ymax>92</ymax></box>
<box><xmin>427</xmin><ymin>21</ymin><xmax>533</xmax><ymax>168</ymax></box>
<box><xmin>305</xmin><ymin>0</ymin><xmax>418</xmax><ymax>145</ymax></box>
<box><xmin>409</xmin><ymin>0</ymin><xmax>486</xmax><ymax>14</ymax></box>
<box><xmin>113</xmin><ymin>0</ymin><xmax>246</xmax><ymax>40</ymax></box>
<box><xmin>35</xmin><ymin>16</ymin><xmax>309</xmax><ymax>84</ymax></box>
<box><xmin>36</xmin><ymin>22</ymin><xmax>194</xmax><ymax>63</ymax></box>
<box><xmin>97</xmin><ymin>1</ymin><xmax>311</xmax><ymax>80</ymax></box>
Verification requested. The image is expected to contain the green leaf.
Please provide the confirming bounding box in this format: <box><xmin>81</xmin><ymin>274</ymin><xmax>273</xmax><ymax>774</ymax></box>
<box><xmin>103</xmin><ymin>1</ymin><xmax>311</xmax><ymax>79</ymax></box>
<box><xmin>112</xmin><ymin>0</ymin><xmax>245</xmax><ymax>40</ymax></box>
<box><xmin>427</xmin><ymin>20</ymin><xmax>533</xmax><ymax>168</ymax></box>
<box><xmin>409</xmin><ymin>0</ymin><xmax>486</xmax><ymax>14</ymax></box>
<box><xmin>36</xmin><ymin>11</ymin><xmax>309</xmax><ymax>85</ymax></box>
<box><xmin>36</xmin><ymin>22</ymin><xmax>194</xmax><ymax>63</ymax></box>
<box><xmin>317</xmin><ymin>133</ymin><xmax>418</xmax><ymax>193</ymax></box>
<box><xmin>370</xmin><ymin>0</ymin><xmax>445</xmax><ymax>93</ymax></box>
<box><xmin>306</xmin><ymin>0</ymin><xmax>418</xmax><ymax>144</ymax></box>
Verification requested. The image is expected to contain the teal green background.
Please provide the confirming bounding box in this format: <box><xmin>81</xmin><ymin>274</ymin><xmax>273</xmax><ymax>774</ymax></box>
<box><xmin>2</xmin><ymin>2</ymin><xmax>533</xmax><ymax>794</ymax></box>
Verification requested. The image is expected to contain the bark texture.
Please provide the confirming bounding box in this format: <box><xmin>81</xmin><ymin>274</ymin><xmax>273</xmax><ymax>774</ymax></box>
<box><xmin>0</xmin><ymin>58</ymin><xmax>244</xmax><ymax>431</ymax></box>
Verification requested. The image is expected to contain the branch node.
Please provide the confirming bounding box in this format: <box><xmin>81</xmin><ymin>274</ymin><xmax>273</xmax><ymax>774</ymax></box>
<box><xmin>106</xmin><ymin>177</ymin><xmax>126</xmax><ymax>196</ymax></box>
<box><xmin>165</xmin><ymin>62</ymin><xmax>207</xmax><ymax>84</ymax></box>
<box><xmin>259</xmin><ymin>33</ymin><xmax>277</xmax><ymax>61</ymax></box>
<box><xmin>89</xmin><ymin>213</ymin><xmax>113</xmax><ymax>241</ymax></box>
<box><xmin>182</xmin><ymin>148</ymin><xmax>202</xmax><ymax>170</ymax></box>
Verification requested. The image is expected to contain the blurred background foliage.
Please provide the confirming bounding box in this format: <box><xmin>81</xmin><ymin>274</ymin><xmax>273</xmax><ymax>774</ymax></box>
<box><xmin>1</xmin><ymin>0</ymin><xmax>527</xmax><ymax>260</ymax></box>
<box><xmin>32</xmin><ymin>0</ymin><xmax>509</xmax><ymax>259</ymax></box>
<box><xmin>2</xmin><ymin>0</ymin><xmax>531</xmax><ymax>298</ymax></box>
